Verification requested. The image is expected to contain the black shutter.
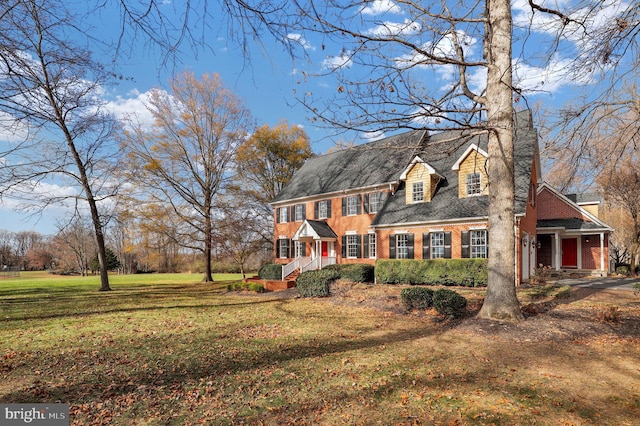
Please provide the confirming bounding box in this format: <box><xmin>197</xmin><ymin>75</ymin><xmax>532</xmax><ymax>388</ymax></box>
<box><xmin>356</xmin><ymin>195</ymin><xmax>362</xmax><ymax>214</ymax></box>
<box><xmin>461</xmin><ymin>231</ymin><xmax>470</xmax><ymax>258</ymax></box>
<box><xmin>407</xmin><ymin>233</ymin><xmax>414</xmax><ymax>259</ymax></box>
<box><xmin>342</xmin><ymin>235</ymin><xmax>347</xmax><ymax>257</ymax></box>
<box><xmin>326</xmin><ymin>201</ymin><xmax>331</xmax><ymax>218</ymax></box>
<box><xmin>301</xmin><ymin>204</ymin><xmax>306</xmax><ymax>220</ymax></box>
<box><xmin>289</xmin><ymin>206</ymin><xmax>294</xmax><ymax>222</ymax></box>
<box><xmin>356</xmin><ymin>235</ymin><xmax>362</xmax><ymax>258</ymax></box>
<box><xmin>342</xmin><ymin>197</ymin><xmax>347</xmax><ymax>216</ymax></box>
<box><xmin>389</xmin><ymin>235</ymin><xmax>396</xmax><ymax>259</ymax></box>
<box><xmin>364</xmin><ymin>234</ymin><xmax>370</xmax><ymax>258</ymax></box>
<box><xmin>314</xmin><ymin>201</ymin><xmax>319</xmax><ymax>219</ymax></box>
<box><xmin>422</xmin><ymin>233</ymin><xmax>430</xmax><ymax>259</ymax></box>
<box><xmin>364</xmin><ymin>194</ymin><xmax>370</xmax><ymax>213</ymax></box>
<box><xmin>444</xmin><ymin>232</ymin><xmax>452</xmax><ymax>258</ymax></box>
<box><xmin>276</xmin><ymin>208</ymin><xmax>281</xmax><ymax>223</ymax></box>
<box><xmin>275</xmin><ymin>239</ymin><xmax>281</xmax><ymax>257</ymax></box>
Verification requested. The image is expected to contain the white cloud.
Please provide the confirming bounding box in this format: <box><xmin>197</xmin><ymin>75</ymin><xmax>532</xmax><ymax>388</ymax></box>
<box><xmin>360</xmin><ymin>0</ymin><xmax>402</xmax><ymax>16</ymax></box>
<box><xmin>362</xmin><ymin>130</ymin><xmax>385</xmax><ymax>141</ymax></box>
<box><xmin>366</xmin><ymin>19</ymin><xmax>421</xmax><ymax>37</ymax></box>
<box><xmin>104</xmin><ymin>89</ymin><xmax>157</xmax><ymax>130</ymax></box>
<box><xmin>286</xmin><ymin>33</ymin><xmax>315</xmax><ymax>50</ymax></box>
<box><xmin>394</xmin><ymin>31</ymin><xmax>478</xmax><ymax>69</ymax></box>
<box><xmin>321</xmin><ymin>52</ymin><xmax>353</xmax><ymax>70</ymax></box>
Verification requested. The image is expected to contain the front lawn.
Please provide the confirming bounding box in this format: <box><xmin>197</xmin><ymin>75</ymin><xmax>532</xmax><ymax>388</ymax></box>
<box><xmin>1</xmin><ymin>273</ymin><xmax>639</xmax><ymax>425</ymax></box>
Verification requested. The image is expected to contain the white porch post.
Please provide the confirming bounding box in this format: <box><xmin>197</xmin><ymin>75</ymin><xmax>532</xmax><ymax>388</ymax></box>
<box><xmin>600</xmin><ymin>232</ymin><xmax>605</xmax><ymax>272</ymax></box>
<box><xmin>554</xmin><ymin>232</ymin><xmax>561</xmax><ymax>271</ymax></box>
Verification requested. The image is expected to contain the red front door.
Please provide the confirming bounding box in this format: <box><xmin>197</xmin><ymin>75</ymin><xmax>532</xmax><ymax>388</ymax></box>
<box><xmin>321</xmin><ymin>241</ymin><xmax>328</xmax><ymax>257</ymax></box>
<box><xmin>562</xmin><ymin>238</ymin><xmax>578</xmax><ymax>268</ymax></box>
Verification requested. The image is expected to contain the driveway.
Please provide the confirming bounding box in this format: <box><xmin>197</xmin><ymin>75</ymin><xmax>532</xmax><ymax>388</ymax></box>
<box><xmin>557</xmin><ymin>276</ymin><xmax>640</xmax><ymax>291</ymax></box>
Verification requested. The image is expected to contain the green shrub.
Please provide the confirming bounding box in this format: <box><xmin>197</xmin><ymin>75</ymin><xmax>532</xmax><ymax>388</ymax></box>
<box><xmin>400</xmin><ymin>287</ymin><xmax>434</xmax><ymax>311</ymax></box>
<box><xmin>258</xmin><ymin>263</ymin><xmax>283</xmax><ymax>280</ymax></box>
<box><xmin>375</xmin><ymin>259</ymin><xmax>488</xmax><ymax>286</ymax></box>
<box><xmin>296</xmin><ymin>269</ymin><xmax>339</xmax><ymax>298</ymax></box>
<box><xmin>226</xmin><ymin>282</ymin><xmax>265</xmax><ymax>293</ymax></box>
<box><xmin>432</xmin><ymin>289</ymin><xmax>468</xmax><ymax>318</ymax></box>
<box><xmin>323</xmin><ymin>264</ymin><xmax>374</xmax><ymax>283</ymax></box>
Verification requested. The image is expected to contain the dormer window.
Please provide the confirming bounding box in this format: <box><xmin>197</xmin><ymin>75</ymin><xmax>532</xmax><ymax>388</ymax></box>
<box><xmin>412</xmin><ymin>182</ymin><xmax>424</xmax><ymax>203</ymax></box>
<box><xmin>466</xmin><ymin>173</ymin><xmax>482</xmax><ymax>196</ymax></box>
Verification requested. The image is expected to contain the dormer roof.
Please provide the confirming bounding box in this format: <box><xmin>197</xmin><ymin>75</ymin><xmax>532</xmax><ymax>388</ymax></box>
<box><xmin>451</xmin><ymin>144</ymin><xmax>489</xmax><ymax>171</ymax></box>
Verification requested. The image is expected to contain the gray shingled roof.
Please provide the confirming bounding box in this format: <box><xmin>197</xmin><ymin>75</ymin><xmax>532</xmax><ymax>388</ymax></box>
<box><xmin>271</xmin><ymin>130</ymin><xmax>427</xmax><ymax>203</ymax></box>
<box><xmin>371</xmin><ymin>110</ymin><xmax>537</xmax><ymax>225</ymax></box>
<box><xmin>537</xmin><ymin>218</ymin><xmax>608</xmax><ymax>231</ymax></box>
<box><xmin>272</xmin><ymin>110</ymin><xmax>538</xmax><ymax>227</ymax></box>
<box><xmin>306</xmin><ymin>220</ymin><xmax>338</xmax><ymax>238</ymax></box>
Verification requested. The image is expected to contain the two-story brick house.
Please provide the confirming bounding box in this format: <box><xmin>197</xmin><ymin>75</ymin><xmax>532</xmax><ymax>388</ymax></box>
<box><xmin>271</xmin><ymin>110</ymin><xmax>612</xmax><ymax>284</ymax></box>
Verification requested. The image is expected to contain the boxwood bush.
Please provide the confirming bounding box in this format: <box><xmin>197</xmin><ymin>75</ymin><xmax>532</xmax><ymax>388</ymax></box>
<box><xmin>296</xmin><ymin>269</ymin><xmax>339</xmax><ymax>298</ymax></box>
<box><xmin>432</xmin><ymin>289</ymin><xmax>468</xmax><ymax>318</ymax></box>
<box><xmin>258</xmin><ymin>263</ymin><xmax>283</xmax><ymax>280</ymax></box>
<box><xmin>323</xmin><ymin>263</ymin><xmax>374</xmax><ymax>283</ymax></box>
<box><xmin>375</xmin><ymin>259</ymin><xmax>488</xmax><ymax>287</ymax></box>
<box><xmin>400</xmin><ymin>287</ymin><xmax>434</xmax><ymax>311</ymax></box>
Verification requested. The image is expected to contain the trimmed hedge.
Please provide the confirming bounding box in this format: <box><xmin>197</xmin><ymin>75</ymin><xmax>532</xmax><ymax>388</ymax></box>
<box><xmin>258</xmin><ymin>263</ymin><xmax>283</xmax><ymax>280</ymax></box>
<box><xmin>227</xmin><ymin>282</ymin><xmax>265</xmax><ymax>293</ymax></box>
<box><xmin>400</xmin><ymin>287</ymin><xmax>434</xmax><ymax>311</ymax></box>
<box><xmin>375</xmin><ymin>258</ymin><xmax>488</xmax><ymax>287</ymax></box>
<box><xmin>432</xmin><ymin>289</ymin><xmax>467</xmax><ymax>318</ymax></box>
<box><xmin>296</xmin><ymin>269</ymin><xmax>339</xmax><ymax>298</ymax></box>
<box><xmin>323</xmin><ymin>263</ymin><xmax>374</xmax><ymax>283</ymax></box>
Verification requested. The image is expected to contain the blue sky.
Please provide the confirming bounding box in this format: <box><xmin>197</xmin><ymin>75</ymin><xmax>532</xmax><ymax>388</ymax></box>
<box><xmin>0</xmin><ymin>0</ymin><xmax>632</xmax><ymax>234</ymax></box>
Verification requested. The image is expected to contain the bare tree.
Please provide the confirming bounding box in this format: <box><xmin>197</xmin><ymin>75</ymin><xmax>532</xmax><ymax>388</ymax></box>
<box><xmin>54</xmin><ymin>217</ymin><xmax>97</xmax><ymax>276</ymax></box>
<box><xmin>121</xmin><ymin>71</ymin><xmax>254</xmax><ymax>282</ymax></box>
<box><xmin>0</xmin><ymin>0</ymin><xmax>121</xmax><ymax>290</ymax></box>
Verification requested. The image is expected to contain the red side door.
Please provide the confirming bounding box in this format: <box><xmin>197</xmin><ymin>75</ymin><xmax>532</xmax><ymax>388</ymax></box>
<box><xmin>562</xmin><ymin>238</ymin><xmax>578</xmax><ymax>268</ymax></box>
<box><xmin>321</xmin><ymin>241</ymin><xmax>328</xmax><ymax>257</ymax></box>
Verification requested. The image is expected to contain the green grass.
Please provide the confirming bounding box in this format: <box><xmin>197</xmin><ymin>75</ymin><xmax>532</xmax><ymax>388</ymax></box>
<box><xmin>1</xmin><ymin>273</ymin><xmax>639</xmax><ymax>425</ymax></box>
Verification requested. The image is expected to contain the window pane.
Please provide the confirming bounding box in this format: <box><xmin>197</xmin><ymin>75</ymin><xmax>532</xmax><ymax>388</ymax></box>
<box><xmin>347</xmin><ymin>235</ymin><xmax>358</xmax><ymax>258</ymax></box>
<box><xmin>397</xmin><ymin>234</ymin><xmax>409</xmax><ymax>259</ymax></box>
<box><xmin>369</xmin><ymin>192</ymin><xmax>381</xmax><ymax>213</ymax></box>
<box><xmin>431</xmin><ymin>232</ymin><xmax>445</xmax><ymax>259</ymax></box>
<box><xmin>347</xmin><ymin>196</ymin><xmax>359</xmax><ymax>215</ymax></box>
<box><xmin>279</xmin><ymin>207</ymin><xmax>289</xmax><ymax>223</ymax></box>
<box><xmin>295</xmin><ymin>205</ymin><xmax>304</xmax><ymax>221</ymax></box>
<box><xmin>319</xmin><ymin>201</ymin><xmax>328</xmax><ymax>219</ymax></box>
<box><xmin>369</xmin><ymin>234</ymin><xmax>376</xmax><ymax>258</ymax></box>
<box><xmin>412</xmin><ymin>182</ymin><xmax>424</xmax><ymax>202</ymax></box>
<box><xmin>470</xmin><ymin>230</ymin><xmax>487</xmax><ymax>258</ymax></box>
<box><xmin>466</xmin><ymin>173</ymin><xmax>481</xmax><ymax>195</ymax></box>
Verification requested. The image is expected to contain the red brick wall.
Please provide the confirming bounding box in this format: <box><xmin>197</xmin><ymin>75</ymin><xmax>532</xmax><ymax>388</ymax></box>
<box><xmin>537</xmin><ymin>187</ymin><xmax>588</xmax><ymax>220</ymax></box>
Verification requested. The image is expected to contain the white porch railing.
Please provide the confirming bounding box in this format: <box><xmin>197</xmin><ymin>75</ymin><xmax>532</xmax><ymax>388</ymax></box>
<box><xmin>282</xmin><ymin>256</ymin><xmax>337</xmax><ymax>280</ymax></box>
<box><xmin>282</xmin><ymin>256</ymin><xmax>310</xmax><ymax>280</ymax></box>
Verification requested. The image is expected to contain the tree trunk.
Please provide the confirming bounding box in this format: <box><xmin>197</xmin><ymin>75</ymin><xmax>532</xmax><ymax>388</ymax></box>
<box><xmin>203</xmin><ymin>210</ymin><xmax>214</xmax><ymax>282</ymax></box>
<box><xmin>477</xmin><ymin>0</ymin><xmax>523</xmax><ymax>321</ymax></box>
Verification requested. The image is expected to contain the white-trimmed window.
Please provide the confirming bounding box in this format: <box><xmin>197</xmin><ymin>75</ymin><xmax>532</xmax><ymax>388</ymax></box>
<box><xmin>294</xmin><ymin>241</ymin><xmax>305</xmax><ymax>258</ymax></box>
<box><xmin>471</xmin><ymin>230</ymin><xmax>487</xmax><ymax>258</ymax></box>
<box><xmin>294</xmin><ymin>204</ymin><xmax>304</xmax><ymax>221</ymax></box>
<box><xmin>368</xmin><ymin>192</ymin><xmax>383</xmax><ymax>213</ymax></box>
<box><xmin>431</xmin><ymin>232</ymin><xmax>445</xmax><ymax>259</ymax></box>
<box><xmin>346</xmin><ymin>196</ymin><xmax>359</xmax><ymax>216</ymax></box>
<box><xmin>412</xmin><ymin>182</ymin><xmax>424</xmax><ymax>203</ymax></box>
<box><xmin>368</xmin><ymin>233</ymin><xmax>377</xmax><ymax>258</ymax></box>
<box><xmin>466</xmin><ymin>172</ymin><xmax>481</xmax><ymax>196</ymax></box>
<box><xmin>278</xmin><ymin>239</ymin><xmax>290</xmax><ymax>258</ymax></box>
<box><xmin>318</xmin><ymin>200</ymin><xmax>328</xmax><ymax>219</ymax></box>
<box><xmin>279</xmin><ymin>207</ymin><xmax>289</xmax><ymax>223</ymax></box>
<box><xmin>397</xmin><ymin>234</ymin><xmax>410</xmax><ymax>259</ymax></box>
<box><xmin>346</xmin><ymin>235</ymin><xmax>359</xmax><ymax>258</ymax></box>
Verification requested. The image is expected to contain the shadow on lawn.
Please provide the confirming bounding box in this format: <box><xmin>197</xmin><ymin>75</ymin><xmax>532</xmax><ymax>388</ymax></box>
<box><xmin>0</xmin><ymin>283</ymin><xmax>273</xmax><ymax>322</ymax></box>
